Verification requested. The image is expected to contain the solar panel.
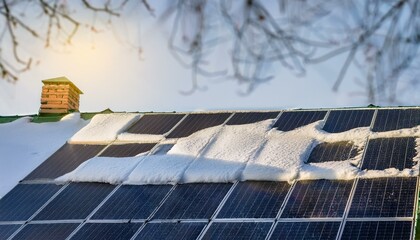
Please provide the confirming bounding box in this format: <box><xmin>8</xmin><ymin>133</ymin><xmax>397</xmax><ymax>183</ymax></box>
<box><xmin>348</xmin><ymin>177</ymin><xmax>416</xmax><ymax>218</ymax></box>
<box><xmin>151</xmin><ymin>144</ymin><xmax>174</xmax><ymax>155</ymax></box>
<box><xmin>0</xmin><ymin>184</ymin><xmax>62</xmax><ymax>221</ymax></box>
<box><xmin>273</xmin><ymin>111</ymin><xmax>327</xmax><ymax>131</ymax></box>
<box><xmin>372</xmin><ymin>109</ymin><xmax>420</xmax><ymax>132</ymax></box>
<box><xmin>203</xmin><ymin>222</ymin><xmax>271</xmax><ymax>240</ymax></box>
<box><xmin>24</xmin><ymin>143</ymin><xmax>105</xmax><ymax>180</ymax></box>
<box><xmin>226</xmin><ymin>112</ymin><xmax>279</xmax><ymax>125</ymax></box>
<box><xmin>281</xmin><ymin>180</ymin><xmax>353</xmax><ymax>218</ymax></box>
<box><xmin>92</xmin><ymin>185</ymin><xmax>172</xmax><ymax>220</ymax></box>
<box><xmin>216</xmin><ymin>181</ymin><xmax>290</xmax><ymax>219</ymax></box>
<box><xmin>361</xmin><ymin>137</ymin><xmax>416</xmax><ymax>171</ymax></box>
<box><xmin>126</xmin><ymin>114</ymin><xmax>185</xmax><ymax>134</ymax></box>
<box><xmin>134</xmin><ymin>222</ymin><xmax>206</xmax><ymax>240</ymax></box>
<box><xmin>153</xmin><ymin>183</ymin><xmax>232</xmax><ymax>219</ymax></box>
<box><xmin>341</xmin><ymin>221</ymin><xmax>412</xmax><ymax>240</ymax></box>
<box><xmin>270</xmin><ymin>221</ymin><xmax>340</xmax><ymax>240</ymax></box>
<box><xmin>323</xmin><ymin>110</ymin><xmax>374</xmax><ymax>133</ymax></box>
<box><xmin>167</xmin><ymin>113</ymin><xmax>231</xmax><ymax>138</ymax></box>
<box><xmin>0</xmin><ymin>225</ymin><xmax>20</xmax><ymax>239</ymax></box>
<box><xmin>307</xmin><ymin>141</ymin><xmax>358</xmax><ymax>163</ymax></box>
<box><xmin>99</xmin><ymin>143</ymin><xmax>156</xmax><ymax>157</ymax></box>
<box><xmin>71</xmin><ymin>223</ymin><xmax>141</xmax><ymax>240</ymax></box>
<box><xmin>33</xmin><ymin>183</ymin><xmax>115</xmax><ymax>220</ymax></box>
<box><xmin>12</xmin><ymin>223</ymin><xmax>79</xmax><ymax>240</ymax></box>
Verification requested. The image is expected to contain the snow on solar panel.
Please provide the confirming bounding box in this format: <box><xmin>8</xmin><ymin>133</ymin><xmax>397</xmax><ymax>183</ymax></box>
<box><xmin>167</xmin><ymin>113</ymin><xmax>231</xmax><ymax>138</ymax></box>
<box><xmin>202</xmin><ymin>222</ymin><xmax>272</xmax><ymax>240</ymax></box>
<box><xmin>273</xmin><ymin>111</ymin><xmax>327</xmax><ymax>131</ymax></box>
<box><xmin>226</xmin><ymin>112</ymin><xmax>279</xmax><ymax>125</ymax></box>
<box><xmin>151</xmin><ymin>144</ymin><xmax>174</xmax><ymax>155</ymax></box>
<box><xmin>134</xmin><ymin>222</ymin><xmax>206</xmax><ymax>240</ymax></box>
<box><xmin>270</xmin><ymin>221</ymin><xmax>340</xmax><ymax>240</ymax></box>
<box><xmin>307</xmin><ymin>141</ymin><xmax>358</xmax><ymax>163</ymax></box>
<box><xmin>71</xmin><ymin>223</ymin><xmax>141</xmax><ymax>240</ymax></box>
<box><xmin>323</xmin><ymin>110</ymin><xmax>374</xmax><ymax>133</ymax></box>
<box><xmin>99</xmin><ymin>143</ymin><xmax>156</xmax><ymax>157</ymax></box>
<box><xmin>12</xmin><ymin>223</ymin><xmax>79</xmax><ymax>240</ymax></box>
<box><xmin>372</xmin><ymin>109</ymin><xmax>420</xmax><ymax>132</ymax></box>
<box><xmin>340</xmin><ymin>221</ymin><xmax>412</xmax><ymax>240</ymax></box>
<box><xmin>126</xmin><ymin>114</ymin><xmax>185</xmax><ymax>134</ymax></box>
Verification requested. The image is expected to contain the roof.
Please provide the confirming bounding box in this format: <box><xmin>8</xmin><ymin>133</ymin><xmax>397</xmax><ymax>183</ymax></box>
<box><xmin>42</xmin><ymin>76</ymin><xmax>83</xmax><ymax>94</ymax></box>
<box><xmin>0</xmin><ymin>107</ymin><xmax>419</xmax><ymax>239</ymax></box>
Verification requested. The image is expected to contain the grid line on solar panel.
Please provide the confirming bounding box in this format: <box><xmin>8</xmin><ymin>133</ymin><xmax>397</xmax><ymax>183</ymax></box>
<box><xmin>92</xmin><ymin>185</ymin><xmax>172</xmax><ymax>220</ymax></box>
<box><xmin>372</xmin><ymin>109</ymin><xmax>420</xmax><ymax>132</ymax></box>
<box><xmin>202</xmin><ymin>222</ymin><xmax>272</xmax><ymax>240</ymax></box>
<box><xmin>99</xmin><ymin>143</ymin><xmax>156</xmax><ymax>157</ymax></box>
<box><xmin>340</xmin><ymin>220</ymin><xmax>412</xmax><ymax>240</ymax></box>
<box><xmin>226</xmin><ymin>112</ymin><xmax>280</xmax><ymax>125</ymax></box>
<box><xmin>126</xmin><ymin>114</ymin><xmax>185</xmax><ymax>135</ymax></box>
<box><xmin>70</xmin><ymin>223</ymin><xmax>142</xmax><ymax>240</ymax></box>
<box><xmin>273</xmin><ymin>111</ymin><xmax>327</xmax><ymax>131</ymax></box>
<box><xmin>133</xmin><ymin>222</ymin><xmax>206</xmax><ymax>240</ymax></box>
<box><xmin>24</xmin><ymin>144</ymin><xmax>106</xmax><ymax>180</ymax></box>
<box><xmin>0</xmin><ymin>184</ymin><xmax>63</xmax><ymax>221</ymax></box>
<box><xmin>152</xmin><ymin>183</ymin><xmax>232</xmax><ymax>220</ymax></box>
<box><xmin>323</xmin><ymin>110</ymin><xmax>375</xmax><ymax>133</ymax></box>
<box><xmin>11</xmin><ymin>223</ymin><xmax>79</xmax><ymax>240</ymax></box>
<box><xmin>268</xmin><ymin>221</ymin><xmax>340</xmax><ymax>240</ymax></box>
<box><xmin>33</xmin><ymin>183</ymin><xmax>115</xmax><ymax>220</ymax></box>
<box><xmin>307</xmin><ymin>141</ymin><xmax>358</xmax><ymax>163</ymax></box>
<box><xmin>280</xmin><ymin>179</ymin><xmax>353</xmax><ymax>218</ymax></box>
<box><xmin>167</xmin><ymin>113</ymin><xmax>232</xmax><ymax>138</ymax></box>
<box><xmin>0</xmin><ymin>224</ymin><xmax>20</xmax><ymax>239</ymax></box>
<box><xmin>348</xmin><ymin>177</ymin><xmax>417</xmax><ymax>218</ymax></box>
<box><xmin>361</xmin><ymin>137</ymin><xmax>416</xmax><ymax>171</ymax></box>
<box><xmin>216</xmin><ymin>181</ymin><xmax>290</xmax><ymax>219</ymax></box>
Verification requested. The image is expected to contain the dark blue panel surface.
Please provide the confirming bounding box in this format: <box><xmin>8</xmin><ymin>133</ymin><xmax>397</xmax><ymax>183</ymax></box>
<box><xmin>13</xmin><ymin>223</ymin><xmax>79</xmax><ymax>240</ymax></box>
<box><xmin>126</xmin><ymin>114</ymin><xmax>185</xmax><ymax>134</ymax></box>
<box><xmin>167</xmin><ymin>113</ymin><xmax>231</xmax><ymax>138</ymax></box>
<box><xmin>0</xmin><ymin>225</ymin><xmax>20</xmax><ymax>240</ymax></box>
<box><xmin>281</xmin><ymin>180</ymin><xmax>353</xmax><ymax>218</ymax></box>
<box><xmin>202</xmin><ymin>222</ymin><xmax>271</xmax><ymax>240</ymax></box>
<box><xmin>270</xmin><ymin>221</ymin><xmax>340</xmax><ymax>240</ymax></box>
<box><xmin>71</xmin><ymin>223</ymin><xmax>141</xmax><ymax>240</ymax></box>
<box><xmin>226</xmin><ymin>112</ymin><xmax>279</xmax><ymax>125</ymax></box>
<box><xmin>24</xmin><ymin>144</ymin><xmax>105</xmax><ymax>180</ymax></box>
<box><xmin>34</xmin><ymin>183</ymin><xmax>115</xmax><ymax>220</ymax></box>
<box><xmin>307</xmin><ymin>141</ymin><xmax>358</xmax><ymax>163</ymax></box>
<box><xmin>372</xmin><ymin>109</ymin><xmax>420</xmax><ymax>132</ymax></box>
<box><xmin>153</xmin><ymin>183</ymin><xmax>232</xmax><ymax>219</ymax></box>
<box><xmin>99</xmin><ymin>143</ymin><xmax>156</xmax><ymax>157</ymax></box>
<box><xmin>348</xmin><ymin>177</ymin><xmax>416</xmax><ymax>218</ymax></box>
<box><xmin>0</xmin><ymin>184</ymin><xmax>62</xmax><ymax>221</ymax></box>
<box><xmin>361</xmin><ymin>137</ymin><xmax>416</xmax><ymax>171</ymax></box>
<box><xmin>217</xmin><ymin>181</ymin><xmax>289</xmax><ymax>218</ymax></box>
<box><xmin>135</xmin><ymin>222</ymin><xmax>206</xmax><ymax>240</ymax></box>
<box><xmin>92</xmin><ymin>185</ymin><xmax>172</xmax><ymax>220</ymax></box>
<box><xmin>323</xmin><ymin>110</ymin><xmax>374</xmax><ymax>133</ymax></box>
<box><xmin>341</xmin><ymin>221</ymin><xmax>412</xmax><ymax>240</ymax></box>
<box><xmin>273</xmin><ymin>111</ymin><xmax>327</xmax><ymax>131</ymax></box>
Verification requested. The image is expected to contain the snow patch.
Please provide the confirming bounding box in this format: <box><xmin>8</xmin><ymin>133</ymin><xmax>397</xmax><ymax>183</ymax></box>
<box><xmin>117</xmin><ymin>133</ymin><xmax>165</xmax><ymax>142</ymax></box>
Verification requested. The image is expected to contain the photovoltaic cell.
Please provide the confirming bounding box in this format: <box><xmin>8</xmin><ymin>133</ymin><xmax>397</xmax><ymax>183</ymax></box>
<box><xmin>24</xmin><ymin>143</ymin><xmax>105</xmax><ymax>180</ymax></box>
<box><xmin>0</xmin><ymin>184</ymin><xmax>62</xmax><ymax>221</ymax></box>
<box><xmin>167</xmin><ymin>113</ymin><xmax>231</xmax><ymax>138</ymax></box>
<box><xmin>216</xmin><ymin>181</ymin><xmax>290</xmax><ymax>218</ymax></box>
<box><xmin>92</xmin><ymin>185</ymin><xmax>172</xmax><ymax>220</ymax></box>
<box><xmin>99</xmin><ymin>143</ymin><xmax>156</xmax><ymax>157</ymax></box>
<box><xmin>153</xmin><ymin>183</ymin><xmax>232</xmax><ymax>219</ymax></box>
<box><xmin>372</xmin><ymin>109</ymin><xmax>420</xmax><ymax>132</ymax></box>
<box><xmin>281</xmin><ymin>180</ymin><xmax>353</xmax><ymax>218</ymax></box>
<box><xmin>226</xmin><ymin>112</ymin><xmax>279</xmax><ymax>125</ymax></box>
<box><xmin>323</xmin><ymin>110</ymin><xmax>374</xmax><ymax>133</ymax></box>
<box><xmin>135</xmin><ymin>222</ymin><xmax>206</xmax><ymax>240</ymax></box>
<box><xmin>34</xmin><ymin>183</ymin><xmax>115</xmax><ymax>220</ymax></box>
<box><xmin>126</xmin><ymin>114</ymin><xmax>185</xmax><ymax>134</ymax></box>
<box><xmin>341</xmin><ymin>221</ymin><xmax>412</xmax><ymax>240</ymax></box>
<box><xmin>12</xmin><ymin>223</ymin><xmax>79</xmax><ymax>240</ymax></box>
<box><xmin>203</xmin><ymin>222</ymin><xmax>271</xmax><ymax>240</ymax></box>
<box><xmin>0</xmin><ymin>225</ymin><xmax>20</xmax><ymax>240</ymax></box>
<box><xmin>307</xmin><ymin>141</ymin><xmax>358</xmax><ymax>164</ymax></box>
<box><xmin>348</xmin><ymin>177</ymin><xmax>416</xmax><ymax>218</ymax></box>
<box><xmin>361</xmin><ymin>137</ymin><xmax>416</xmax><ymax>171</ymax></box>
<box><xmin>270</xmin><ymin>221</ymin><xmax>340</xmax><ymax>240</ymax></box>
<box><xmin>273</xmin><ymin>111</ymin><xmax>327</xmax><ymax>131</ymax></box>
<box><xmin>71</xmin><ymin>223</ymin><xmax>141</xmax><ymax>240</ymax></box>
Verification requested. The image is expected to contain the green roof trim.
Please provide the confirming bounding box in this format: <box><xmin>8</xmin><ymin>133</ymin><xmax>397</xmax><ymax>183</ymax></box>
<box><xmin>42</xmin><ymin>76</ymin><xmax>83</xmax><ymax>94</ymax></box>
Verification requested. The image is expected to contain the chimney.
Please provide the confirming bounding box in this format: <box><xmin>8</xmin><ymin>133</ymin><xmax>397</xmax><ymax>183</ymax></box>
<box><xmin>40</xmin><ymin>77</ymin><xmax>83</xmax><ymax>114</ymax></box>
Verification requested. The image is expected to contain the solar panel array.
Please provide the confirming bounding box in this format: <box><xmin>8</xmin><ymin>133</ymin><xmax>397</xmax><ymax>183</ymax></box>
<box><xmin>1</xmin><ymin>108</ymin><xmax>419</xmax><ymax>239</ymax></box>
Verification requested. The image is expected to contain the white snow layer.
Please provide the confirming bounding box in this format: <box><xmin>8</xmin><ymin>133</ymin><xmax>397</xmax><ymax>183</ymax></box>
<box><xmin>69</xmin><ymin>113</ymin><xmax>140</xmax><ymax>143</ymax></box>
<box><xmin>56</xmin><ymin>118</ymin><xmax>420</xmax><ymax>185</ymax></box>
<box><xmin>0</xmin><ymin>113</ymin><xmax>87</xmax><ymax>198</ymax></box>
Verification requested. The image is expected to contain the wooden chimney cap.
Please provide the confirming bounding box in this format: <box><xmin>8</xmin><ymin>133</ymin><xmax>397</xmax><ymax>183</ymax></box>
<box><xmin>42</xmin><ymin>76</ymin><xmax>83</xmax><ymax>94</ymax></box>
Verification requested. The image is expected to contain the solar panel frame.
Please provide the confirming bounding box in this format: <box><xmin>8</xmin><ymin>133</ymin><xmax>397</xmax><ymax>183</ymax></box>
<box><xmin>99</xmin><ymin>143</ymin><xmax>156</xmax><ymax>157</ymax></box>
<box><xmin>167</xmin><ymin>113</ymin><xmax>232</xmax><ymax>138</ymax></box>
<box><xmin>307</xmin><ymin>141</ymin><xmax>358</xmax><ymax>163</ymax></box>
<box><xmin>126</xmin><ymin>114</ymin><xmax>186</xmax><ymax>135</ymax></box>
<box><xmin>71</xmin><ymin>222</ymin><xmax>142</xmax><ymax>240</ymax></box>
<box><xmin>269</xmin><ymin>221</ymin><xmax>340</xmax><ymax>240</ymax></box>
<box><xmin>340</xmin><ymin>220</ymin><xmax>412</xmax><ymax>240</ymax></box>
<box><xmin>226</xmin><ymin>112</ymin><xmax>280</xmax><ymax>125</ymax></box>
<box><xmin>202</xmin><ymin>221</ymin><xmax>272</xmax><ymax>240</ymax></box>
<box><xmin>134</xmin><ymin>222</ymin><xmax>206</xmax><ymax>240</ymax></box>
<box><xmin>12</xmin><ymin>223</ymin><xmax>79</xmax><ymax>240</ymax></box>
<box><xmin>372</xmin><ymin>108</ymin><xmax>420</xmax><ymax>132</ymax></box>
<box><xmin>273</xmin><ymin>110</ymin><xmax>327</xmax><ymax>131</ymax></box>
<box><xmin>323</xmin><ymin>109</ymin><xmax>375</xmax><ymax>133</ymax></box>
<box><xmin>24</xmin><ymin>143</ymin><xmax>106</xmax><ymax>180</ymax></box>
